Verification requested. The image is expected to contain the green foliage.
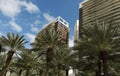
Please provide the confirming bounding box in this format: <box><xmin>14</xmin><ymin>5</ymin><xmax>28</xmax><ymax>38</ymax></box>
<box><xmin>0</xmin><ymin>21</ymin><xmax>119</xmax><ymax>76</ymax></box>
<box><xmin>32</xmin><ymin>29</ymin><xmax>71</xmax><ymax>76</ymax></box>
<box><xmin>0</xmin><ymin>33</ymin><xmax>28</xmax><ymax>51</ymax></box>
<box><xmin>0</xmin><ymin>33</ymin><xmax>27</xmax><ymax>76</ymax></box>
<box><xmin>74</xmin><ymin>21</ymin><xmax>120</xmax><ymax>76</ymax></box>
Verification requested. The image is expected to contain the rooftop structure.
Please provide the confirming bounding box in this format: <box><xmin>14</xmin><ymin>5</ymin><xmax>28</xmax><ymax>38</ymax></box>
<box><xmin>79</xmin><ymin>0</ymin><xmax>89</xmax><ymax>8</ymax></box>
<box><xmin>56</xmin><ymin>16</ymin><xmax>69</xmax><ymax>28</ymax></box>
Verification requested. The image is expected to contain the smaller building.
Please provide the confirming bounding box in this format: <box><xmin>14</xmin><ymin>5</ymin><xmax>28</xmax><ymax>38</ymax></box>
<box><xmin>34</xmin><ymin>16</ymin><xmax>70</xmax><ymax>45</ymax></box>
<box><xmin>73</xmin><ymin>20</ymin><xmax>80</xmax><ymax>76</ymax></box>
<box><xmin>74</xmin><ymin>20</ymin><xmax>79</xmax><ymax>47</ymax></box>
<box><xmin>74</xmin><ymin>20</ymin><xmax>79</xmax><ymax>42</ymax></box>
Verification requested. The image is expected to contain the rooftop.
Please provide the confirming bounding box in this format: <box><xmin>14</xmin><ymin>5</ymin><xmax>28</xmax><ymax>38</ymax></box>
<box><xmin>79</xmin><ymin>0</ymin><xmax>89</xmax><ymax>8</ymax></box>
<box><xmin>55</xmin><ymin>16</ymin><xmax>69</xmax><ymax>27</ymax></box>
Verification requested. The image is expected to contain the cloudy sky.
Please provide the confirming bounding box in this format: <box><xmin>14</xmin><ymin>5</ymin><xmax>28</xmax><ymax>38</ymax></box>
<box><xmin>0</xmin><ymin>0</ymin><xmax>83</xmax><ymax>48</ymax></box>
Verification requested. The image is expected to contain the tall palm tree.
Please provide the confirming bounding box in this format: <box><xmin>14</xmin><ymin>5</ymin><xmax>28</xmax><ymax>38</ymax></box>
<box><xmin>32</xmin><ymin>28</ymin><xmax>65</xmax><ymax>76</ymax></box>
<box><xmin>0</xmin><ymin>51</ymin><xmax>6</xmax><ymax>72</ymax></box>
<box><xmin>75</xmin><ymin>21</ymin><xmax>120</xmax><ymax>76</ymax></box>
<box><xmin>74</xmin><ymin>48</ymin><xmax>98</xmax><ymax>76</ymax></box>
<box><xmin>14</xmin><ymin>49</ymin><xmax>39</xmax><ymax>76</ymax></box>
<box><xmin>108</xmin><ymin>52</ymin><xmax>120</xmax><ymax>75</ymax></box>
<box><xmin>0</xmin><ymin>33</ymin><xmax>27</xmax><ymax>76</ymax></box>
<box><xmin>52</xmin><ymin>46</ymin><xmax>72</xmax><ymax>76</ymax></box>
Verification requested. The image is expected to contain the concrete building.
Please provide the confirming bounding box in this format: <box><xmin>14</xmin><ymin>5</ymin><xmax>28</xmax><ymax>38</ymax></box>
<box><xmin>74</xmin><ymin>20</ymin><xmax>79</xmax><ymax>42</ymax></box>
<box><xmin>79</xmin><ymin>0</ymin><xmax>120</xmax><ymax>26</ymax></box>
<box><xmin>34</xmin><ymin>16</ymin><xmax>69</xmax><ymax>44</ymax></box>
<box><xmin>73</xmin><ymin>20</ymin><xmax>80</xmax><ymax>76</ymax></box>
<box><xmin>75</xmin><ymin>0</ymin><xmax>120</xmax><ymax>75</ymax></box>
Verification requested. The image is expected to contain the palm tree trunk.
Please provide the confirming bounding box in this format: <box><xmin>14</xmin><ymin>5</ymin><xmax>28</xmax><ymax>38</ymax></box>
<box><xmin>57</xmin><ymin>65</ymin><xmax>61</xmax><ymax>76</ymax></box>
<box><xmin>96</xmin><ymin>59</ymin><xmax>102</xmax><ymax>76</ymax></box>
<box><xmin>102</xmin><ymin>51</ymin><xmax>108</xmax><ymax>76</ymax></box>
<box><xmin>1</xmin><ymin>51</ymin><xmax>14</xmax><ymax>76</ymax></box>
<box><xmin>25</xmin><ymin>69</ymin><xmax>30</xmax><ymax>76</ymax></box>
<box><xmin>18</xmin><ymin>69</ymin><xmax>22</xmax><ymax>76</ymax></box>
<box><xmin>58</xmin><ymin>69</ymin><xmax>60</xmax><ymax>76</ymax></box>
<box><xmin>0</xmin><ymin>44</ymin><xmax>2</xmax><ymax>52</ymax></box>
<box><xmin>65</xmin><ymin>69</ymin><xmax>68</xmax><ymax>76</ymax></box>
<box><xmin>39</xmin><ymin>69</ymin><xmax>43</xmax><ymax>76</ymax></box>
<box><xmin>45</xmin><ymin>48</ymin><xmax>52</xmax><ymax>76</ymax></box>
<box><xmin>96</xmin><ymin>52</ymin><xmax>102</xmax><ymax>76</ymax></box>
<box><xmin>45</xmin><ymin>60</ymin><xmax>50</xmax><ymax>76</ymax></box>
<box><xmin>3</xmin><ymin>70</ymin><xmax>7</xmax><ymax>76</ymax></box>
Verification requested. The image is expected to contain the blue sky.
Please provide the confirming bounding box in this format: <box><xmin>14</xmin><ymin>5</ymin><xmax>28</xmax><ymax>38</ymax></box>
<box><xmin>0</xmin><ymin>0</ymin><xmax>83</xmax><ymax>48</ymax></box>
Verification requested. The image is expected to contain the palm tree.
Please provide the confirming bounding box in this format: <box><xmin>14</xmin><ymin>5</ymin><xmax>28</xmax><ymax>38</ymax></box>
<box><xmin>74</xmin><ymin>21</ymin><xmax>120</xmax><ymax>76</ymax></box>
<box><xmin>108</xmin><ymin>52</ymin><xmax>120</xmax><ymax>75</ymax></box>
<box><xmin>73</xmin><ymin>44</ymin><xmax>99</xmax><ymax>76</ymax></box>
<box><xmin>0</xmin><ymin>33</ymin><xmax>27</xmax><ymax>76</ymax></box>
<box><xmin>0</xmin><ymin>51</ymin><xmax>6</xmax><ymax>73</ymax></box>
<box><xmin>14</xmin><ymin>49</ymin><xmax>39</xmax><ymax>76</ymax></box>
<box><xmin>52</xmin><ymin>46</ymin><xmax>71</xmax><ymax>76</ymax></box>
<box><xmin>32</xmin><ymin>28</ymin><xmax>65</xmax><ymax>76</ymax></box>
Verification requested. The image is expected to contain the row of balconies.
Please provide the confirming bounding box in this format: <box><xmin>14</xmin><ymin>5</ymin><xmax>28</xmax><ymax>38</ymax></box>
<box><xmin>82</xmin><ymin>16</ymin><xmax>120</xmax><ymax>26</ymax></box>
<box><xmin>82</xmin><ymin>0</ymin><xmax>119</xmax><ymax>16</ymax></box>
<box><xmin>81</xmin><ymin>0</ymin><xmax>120</xmax><ymax>25</ymax></box>
<box><xmin>82</xmin><ymin>9</ymin><xmax>120</xmax><ymax>24</ymax></box>
<box><xmin>82</xmin><ymin>0</ymin><xmax>105</xmax><ymax>9</ymax></box>
<box><xmin>82</xmin><ymin>0</ymin><xmax>111</xmax><ymax>11</ymax></box>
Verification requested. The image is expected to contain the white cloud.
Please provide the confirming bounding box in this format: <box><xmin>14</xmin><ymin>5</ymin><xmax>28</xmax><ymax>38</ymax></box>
<box><xmin>25</xmin><ymin>33</ymin><xmax>35</xmax><ymax>43</ymax></box>
<box><xmin>0</xmin><ymin>0</ymin><xmax>21</xmax><ymax>18</ymax></box>
<box><xmin>9</xmin><ymin>20</ymin><xmax>22</xmax><ymax>32</ymax></box>
<box><xmin>0</xmin><ymin>0</ymin><xmax>40</xmax><ymax>18</ymax></box>
<box><xmin>0</xmin><ymin>20</ymin><xmax>2</xmax><ymax>24</ymax></box>
<box><xmin>23</xmin><ymin>1</ymin><xmax>40</xmax><ymax>13</ymax></box>
<box><xmin>31</xmin><ymin>25</ymin><xmax>39</xmax><ymax>33</ymax></box>
<box><xmin>43</xmin><ymin>13</ymin><xmax>55</xmax><ymax>22</ymax></box>
<box><xmin>0</xmin><ymin>32</ymin><xmax>3</xmax><ymax>37</ymax></box>
<box><xmin>69</xmin><ymin>36</ymin><xmax>74</xmax><ymax>47</ymax></box>
<box><xmin>34</xmin><ymin>19</ymin><xmax>41</xmax><ymax>25</ymax></box>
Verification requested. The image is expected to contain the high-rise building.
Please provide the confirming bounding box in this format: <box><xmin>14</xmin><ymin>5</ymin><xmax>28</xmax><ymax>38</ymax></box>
<box><xmin>73</xmin><ymin>20</ymin><xmax>80</xmax><ymax>76</ymax></box>
<box><xmin>79</xmin><ymin>0</ymin><xmax>120</xmax><ymax>26</ymax></box>
<box><xmin>34</xmin><ymin>16</ymin><xmax>69</xmax><ymax>44</ymax></box>
<box><xmin>74</xmin><ymin>20</ymin><xmax>79</xmax><ymax>41</ymax></box>
<box><xmin>74</xmin><ymin>20</ymin><xmax>79</xmax><ymax>46</ymax></box>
